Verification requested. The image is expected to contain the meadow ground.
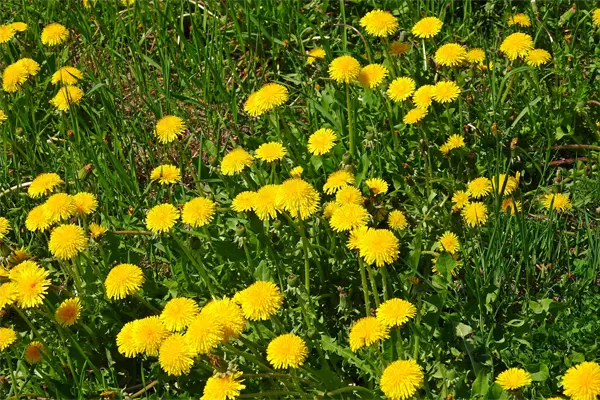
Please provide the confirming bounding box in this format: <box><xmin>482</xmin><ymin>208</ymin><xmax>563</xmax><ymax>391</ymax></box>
<box><xmin>1</xmin><ymin>1</ymin><xmax>600</xmax><ymax>399</ymax></box>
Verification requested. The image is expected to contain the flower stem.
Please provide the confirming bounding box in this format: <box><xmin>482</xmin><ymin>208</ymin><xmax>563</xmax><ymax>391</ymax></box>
<box><xmin>422</xmin><ymin>39</ymin><xmax>427</xmax><ymax>71</ymax></box>
<box><xmin>381</xmin><ymin>267</ymin><xmax>390</xmax><ymax>301</ymax></box>
<box><xmin>358</xmin><ymin>258</ymin><xmax>371</xmax><ymax>316</ymax></box>
<box><xmin>5</xmin><ymin>352</ymin><xmax>17</xmax><ymax>397</ymax></box>
<box><xmin>345</xmin><ymin>84</ymin><xmax>355</xmax><ymax>157</ymax></box>
<box><xmin>366</xmin><ymin>264</ymin><xmax>381</xmax><ymax>308</ymax></box>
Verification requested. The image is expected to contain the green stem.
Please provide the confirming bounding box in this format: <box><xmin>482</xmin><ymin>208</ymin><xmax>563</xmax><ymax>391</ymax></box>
<box><xmin>325</xmin><ymin>385</ymin><xmax>373</xmax><ymax>397</ymax></box>
<box><xmin>422</xmin><ymin>39</ymin><xmax>427</xmax><ymax>71</ymax></box>
<box><xmin>345</xmin><ymin>84</ymin><xmax>355</xmax><ymax>157</ymax></box>
<box><xmin>381</xmin><ymin>267</ymin><xmax>390</xmax><ymax>301</ymax></box>
<box><xmin>5</xmin><ymin>352</ymin><xmax>17</xmax><ymax>397</ymax></box>
<box><xmin>366</xmin><ymin>263</ymin><xmax>381</xmax><ymax>307</ymax></box>
<box><xmin>134</xmin><ymin>293</ymin><xmax>159</xmax><ymax>313</ymax></box>
<box><xmin>358</xmin><ymin>258</ymin><xmax>371</xmax><ymax>316</ymax></box>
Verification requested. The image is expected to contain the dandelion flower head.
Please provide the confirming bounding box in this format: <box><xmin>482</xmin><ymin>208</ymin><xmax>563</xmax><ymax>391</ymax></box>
<box><xmin>358</xmin><ymin>64</ymin><xmax>389</xmax><ymax>89</ymax></box>
<box><xmin>376</xmin><ymin>298</ymin><xmax>417</xmax><ymax>328</ymax></box>
<box><xmin>146</xmin><ymin>203</ymin><xmax>179</xmax><ymax>233</ymax></box>
<box><xmin>495</xmin><ymin>368</ymin><xmax>532</xmax><ymax>391</ymax></box>
<box><xmin>48</xmin><ymin>224</ymin><xmax>87</xmax><ymax>260</ymax></box>
<box><xmin>155</xmin><ymin>115</ymin><xmax>186</xmax><ymax>144</ymax></box>
<box><xmin>234</xmin><ymin>281</ymin><xmax>284</xmax><ymax>321</ymax></box>
<box><xmin>105</xmin><ymin>263</ymin><xmax>144</xmax><ymax>300</ymax></box>
<box><xmin>221</xmin><ymin>148</ymin><xmax>253</xmax><ymax>175</ymax></box>
<box><xmin>267</xmin><ymin>333</ymin><xmax>308</xmax><ymax>369</ymax></box>
<box><xmin>359</xmin><ymin>9</ymin><xmax>399</xmax><ymax>37</ymax></box>
<box><xmin>28</xmin><ymin>173</ymin><xmax>63</xmax><ymax>198</ymax></box>
<box><xmin>182</xmin><ymin>197</ymin><xmax>216</xmax><ymax>228</ymax></box>
<box><xmin>41</xmin><ymin>23</ymin><xmax>69</xmax><ymax>45</ymax></box>
<box><xmin>380</xmin><ymin>359</ymin><xmax>424</xmax><ymax>400</ymax></box>
<box><xmin>348</xmin><ymin>316</ymin><xmax>389</xmax><ymax>352</ymax></box>
<box><xmin>160</xmin><ymin>297</ymin><xmax>200</xmax><ymax>331</ymax></box>
<box><xmin>328</xmin><ymin>55</ymin><xmax>361</xmax><ymax>84</ymax></box>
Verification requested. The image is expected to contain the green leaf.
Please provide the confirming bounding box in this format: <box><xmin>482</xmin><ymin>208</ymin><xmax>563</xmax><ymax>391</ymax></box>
<box><xmin>435</xmin><ymin>253</ymin><xmax>457</xmax><ymax>282</ymax></box>
<box><xmin>253</xmin><ymin>260</ymin><xmax>271</xmax><ymax>281</ymax></box>
<box><xmin>471</xmin><ymin>370</ymin><xmax>489</xmax><ymax>398</ymax></box>
<box><xmin>212</xmin><ymin>240</ymin><xmax>246</xmax><ymax>262</ymax></box>
<box><xmin>456</xmin><ymin>323</ymin><xmax>473</xmax><ymax>338</ymax></box>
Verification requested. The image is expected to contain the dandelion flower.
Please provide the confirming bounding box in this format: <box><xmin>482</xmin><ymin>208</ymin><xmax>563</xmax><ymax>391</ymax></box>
<box><xmin>290</xmin><ymin>166</ymin><xmax>303</xmax><ymax>177</ymax></box>
<box><xmin>150</xmin><ymin>164</ymin><xmax>180</xmax><ymax>185</ymax></box>
<box><xmin>41</xmin><ymin>23</ymin><xmax>69</xmax><ymax>45</ymax></box>
<box><xmin>51</xmin><ymin>66</ymin><xmax>83</xmax><ymax>85</ymax></box>
<box><xmin>594</xmin><ymin>9</ymin><xmax>600</xmax><ymax>27</ymax></box>
<box><xmin>267</xmin><ymin>334</ymin><xmax>308</xmax><ymax>369</ymax></box>
<box><xmin>390</xmin><ymin>41</ymin><xmax>411</xmax><ymax>56</ymax></box>
<box><xmin>44</xmin><ymin>193</ymin><xmax>75</xmax><ymax>223</ymax></box>
<box><xmin>347</xmin><ymin>226</ymin><xmax>369</xmax><ymax>250</ymax></box>
<box><xmin>403</xmin><ymin>108</ymin><xmax>427</xmax><ymax>124</ymax></box>
<box><xmin>323</xmin><ymin>202</ymin><xmax>340</xmax><ymax>219</ymax></box>
<box><xmin>276</xmin><ymin>178</ymin><xmax>320</xmax><ymax>219</ymax></box>
<box><xmin>2</xmin><ymin>61</ymin><xmax>28</xmax><ymax>92</ymax></box>
<box><xmin>445</xmin><ymin>134</ymin><xmax>465</xmax><ymax>150</ymax></box>
<box><xmin>244</xmin><ymin>83</ymin><xmax>288</xmax><ymax>117</ymax></box>
<box><xmin>8</xmin><ymin>22</ymin><xmax>27</xmax><ymax>32</ymax></box>
<box><xmin>155</xmin><ymin>115</ymin><xmax>186</xmax><ymax>143</ymax></box>
<box><xmin>335</xmin><ymin>186</ymin><xmax>363</xmax><ymax>205</ymax></box>
<box><xmin>255</xmin><ymin>142</ymin><xmax>286</xmax><ymax>162</ymax></box>
<box><xmin>500</xmin><ymin>32</ymin><xmax>533</xmax><ymax>60</ymax></box>
<box><xmin>376</xmin><ymin>298</ymin><xmax>416</xmax><ymax>328</ymax></box>
<box><xmin>9</xmin><ymin>260</ymin><xmax>39</xmax><ymax>281</ymax></box>
<box><xmin>508</xmin><ymin>13</ymin><xmax>531</xmax><ymax>27</ymax></box>
<box><xmin>50</xmin><ymin>85</ymin><xmax>84</xmax><ymax>111</ymax></box>
<box><xmin>467</xmin><ymin>177</ymin><xmax>492</xmax><ymax>199</ymax></box>
<box><xmin>323</xmin><ymin>170</ymin><xmax>354</xmax><ymax>194</ymax></box>
<box><xmin>12</xmin><ymin>265</ymin><xmax>51</xmax><ymax>308</ymax></box>
<box><xmin>160</xmin><ymin>297</ymin><xmax>200</xmax><ymax>332</ymax></box>
<box><xmin>221</xmin><ymin>148</ymin><xmax>253</xmax><ymax>175</ymax></box>
<box><xmin>89</xmin><ymin>223</ymin><xmax>108</xmax><ymax>238</ymax></box>
<box><xmin>388</xmin><ymin>210</ymin><xmax>407</xmax><ymax>230</ymax></box>
<box><xmin>526</xmin><ymin>49</ymin><xmax>551</xmax><ymax>66</ymax></box>
<box><xmin>49</xmin><ymin>224</ymin><xmax>87</xmax><ymax>260</ymax></box>
<box><xmin>117</xmin><ymin>321</ymin><xmax>142</xmax><ymax>358</ymax></box>
<box><xmin>439</xmin><ymin>231</ymin><xmax>459</xmax><ymax>254</ymax></box>
<box><xmin>146</xmin><ymin>203</ymin><xmax>179</xmax><ymax>233</ymax></box>
<box><xmin>358</xmin><ymin>64</ymin><xmax>389</xmax><ymax>89</ymax></box>
<box><xmin>203</xmin><ymin>298</ymin><xmax>246</xmax><ymax>340</ymax></box>
<box><xmin>434</xmin><ymin>43</ymin><xmax>467</xmax><ymax>67</ymax></box>
<box><xmin>73</xmin><ymin>192</ymin><xmax>98</xmax><ymax>215</ymax></box>
<box><xmin>496</xmin><ymin>368</ymin><xmax>532</xmax><ymax>391</ymax></box>
<box><xmin>254</xmin><ymin>185</ymin><xmax>280</xmax><ymax>221</ymax></box>
<box><xmin>542</xmin><ymin>193</ymin><xmax>572</xmax><ymax>213</ymax></box>
<box><xmin>433</xmin><ymin>81</ymin><xmax>460</xmax><ymax>103</ymax></box>
<box><xmin>105</xmin><ymin>263</ymin><xmax>144</xmax><ymax>300</ymax></box>
<box><xmin>0</xmin><ymin>217</ymin><xmax>9</xmax><ymax>240</ymax></box>
<box><xmin>0</xmin><ymin>110</ymin><xmax>6</xmax><ymax>124</ymax></box>
<box><xmin>366</xmin><ymin>178</ymin><xmax>388</xmax><ymax>195</ymax></box>
<box><xmin>328</xmin><ymin>55</ymin><xmax>361</xmax><ymax>84</ymax></box>
<box><xmin>25</xmin><ymin>205</ymin><xmax>51</xmax><ymax>232</ymax></box>
<box><xmin>411</xmin><ymin>16</ymin><xmax>443</xmax><ymax>39</ymax></box>
<box><xmin>307</xmin><ymin>48</ymin><xmax>326</xmax><ymax>65</ymax></box>
<box><xmin>462</xmin><ymin>202</ymin><xmax>488</xmax><ymax>227</ymax></box>
<box><xmin>29</xmin><ymin>173</ymin><xmax>63</xmax><ymax>198</ymax></box>
<box><xmin>133</xmin><ymin>316</ymin><xmax>169</xmax><ymax>356</ymax></box>
<box><xmin>452</xmin><ymin>190</ymin><xmax>469</xmax><ymax>210</ymax></box>
<box><xmin>185</xmin><ymin>312</ymin><xmax>224</xmax><ymax>354</ymax></box>
<box><xmin>0</xmin><ymin>283</ymin><xmax>18</xmax><ymax>310</ymax></box>
<box><xmin>348</xmin><ymin>316</ymin><xmax>389</xmax><ymax>352</ymax></box>
<box><xmin>232</xmin><ymin>191</ymin><xmax>256</xmax><ymax>212</ymax></box>
<box><xmin>466</xmin><ymin>48</ymin><xmax>486</xmax><ymax>64</ymax></box>
<box><xmin>308</xmin><ymin>128</ymin><xmax>337</xmax><ymax>155</ymax></box>
<box><xmin>380</xmin><ymin>359</ymin><xmax>424</xmax><ymax>400</ymax></box>
<box><xmin>24</xmin><ymin>341</ymin><xmax>44</xmax><ymax>364</ymax></box>
<box><xmin>561</xmin><ymin>361</ymin><xmax>600</xmax><ymax>400</ymax></box>
<box><xmin>358</xmin><ymin>228</ymin><xmax>400</xmax><ymax>267</ymax></box>
<box><xmin>501</xmin><ymin>198</ymin><xmax>521</xmax><ymax>215</ymax></box>
<box><xmin>491</xmin><ymin>174</ymin><xmax>518</xmax><ymax>195</ymax></box>
<box><xmin>234</xmin><ymin>281</ymin><xmax>283</xmax><ymax>321</ymax></box>
<box><xmin>182</xmin><ymin>197</ymin><xmax>215</xmax><ymax>228</ymax></box>
<box><xmin>387</xmin><ymin>77</ymin><xmax>416</xmax><ymax>102</ymax></box>
<box><xmin>0</xmin><ymin>327</ymin><xmax>17</xmax><ymax>351</ymax></box>
<box><xmin>159</xmin><ymin>334</ymin><xmax>195</xmax><ymax>376</ymax></box>
<box><xmin>55</xmin><ymin>298</ymin><xmax>81</xmax><ymax>326</ymax></box>
<box><xmin>330</xmin><ymin>203</ymin><xmax>369</xmax><ymax>232</ymax></box>
<box><xmin>359</xmin><ymin>9</ymin><xmax>399</xmax><ymax>37</ymax></box>
<box><xmin>16</xmin><ymin>58</ymin><xmax>40</xmax><ymax>77</ymax></box>
<box><xmin>412</xmin><ymin>85</ymin><xmax>436</xmax><ymax>109</ymax></box>
<box><xmin>0</xmin><ymin>25</ymin><xmax>15</xmax><ymax>43</ymax></box>
<box><xmin>201</xmin><ymin>372</ymin><xmax>246</xmax><ymax>400</ymax></box>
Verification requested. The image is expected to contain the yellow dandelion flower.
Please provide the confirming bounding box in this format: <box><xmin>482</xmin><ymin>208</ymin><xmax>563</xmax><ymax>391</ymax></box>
<box><xmin>323</xmin><ymin>170</ymin><xmax>354</xmax><ymax>194</ymax></box>
<box><xmin>496</xmin><ymin>368</ymin><xmax>532</xmax><ymax>391</ymax></box>
<box><xmin>255</xmin><ymin>142</ymin><xmax>286</xmax><ymax>162</ymax></box>
<box><xmin>24</xmin><ymin>341</ymin><xmax>44</xmax><ymax>364</ymax></box>
<box><xmin>433</xmin><ymin>81</ymin><xmax>460</xmax><ymax>103</ymax></box>
<box><xmin>8</xmin><ymin>22</ymin><xmax>27</xmax><ymax>32</ymax></box>
<box><xmin>434</xmin><ymin>43</ymin><xmax>467</xmax><ymax>67</ymax></box>
<box><xmin>50</xmin><ymin>85</ymin><xmax>84</xmax><ymax>111</ymax></box>
<box><xmin>501</xmin><ymin>198</ymin><xmax>521</xmax><ymax>215</ymax></box>
<box><xmin>159</xmin><ymin>333</ymin><xmax>195</xmax><ymax>376</ymax></box>
<box><xmin>330</xmin><ymin>203</ymin><xmax>369</xmax><ymax>232</ymax></box>
<box><xmin>201</xmin><ymin>372</ymin><xmax>246</xmax><ymax>400</ymax></box>
<box><xmin>358</xmin><ymin>228</ymin><xmax>400</xmax><ymax>267</ymax></box>
<box><xmin>412</xmin><ymin>85</ymin><xmax>436</xmax><ymax>109</ymax></box>
<box><xmin>155</xmin><ymin>115</ymin><xmax>186</xmax><ymax>144</ymax></box>
<box><xmin>234</xmin><ymin>281</ymin><xmax>283</xmax><ymax>321</ymax></box>
<box><xmin>290</xmin><ymin>166</ymin><xmax>303</xmax><ymax>177</ymax></box>
<box><xmin>55</xmin><ymin>298</ymin><xmax>81</xmax><ymax>326</ymax></box>
<box><xmin>376</xmin><ymin>298</ymin><xmax>416</xmax><ymax>328</ymax></box>
<box><xmin>452</xmin><ymin>190</ymin><xmax>469</xmax><ymax>210</ymax></box>
<box><xmin>411</xmin><ymin>16</ymin><xmax>443</xmax><ymax>39</ymax></box>
<box><xmin>508</xmin><ymin>13</ymin><xmax>531</xmax><ymax>27</ymax></box>
<box><xmin>358</xmin><ymin>63</ymin><xmax>389</xmax><ymax>89</ymax></box>
<box><xmin>388</xmin><ymin>210</ymin><xmax>408</xmax><ymax>231</ymax></box>
<box><xmin>403</xmin><ymin>108</ymin><xmax>427</xmax><ymax>124</ymax></box>
<box><xmin>73</xmin><ymin>192</ymin><xmax>98</xmax><ymax>215</ymax></box>
<box><xmin>44</xmin><ymin>193</ymin><xmax>75</xmax><ymax>222</ymax></box>
<box><xmin>0</xmin><ymin>283</ymin><xmax>18</xmax><ymax>310</ymax></box>
<box><xmin>89</xmin><ymin>223</ymin><xmax>108</xmax><ymax>238</ymax></box>
<box><xmin>48</xmin><ymin>224</ymin><xmax>86</xmax><ymax>259</ymax></box>
<box><xmin>500</xmin><ymin>32</ymin><xmax>534</xmax><ymax>60</ymax></box>
<box><xmin>562</xmin><ymin>361</ymin><xmax>600</xmax><ymax>400</ymax></box>
<box><xmin>0</xmin><ymin>25</ymin><xmax>16</xmax><ymax>44</ymax></box>
<box><xmin>51</xmin><ymin>66</ymin><xmax>83</xmax><ymax>85</ymax></box>
<box><xmin>439</xmin><ymin>231</ymin><xmax>459</xmax><ymax>254</ymax></box>
<box><xmin>526</xmin><ymin>49</ymin><xmax>551</xmax><ymax>66</ymax></box>
<box><xmin>323</xmin><ymin>202</ymin><xmax>340</xmax><ymax>219</ymax></box>
<box><xmin>185</xmin><ymin>311</ymin><xmax>224</xmax><ymax>354</ymax></box>
<box><xmin>254</xmin><ymin>185</ymin><xmax>280</xmax><ymax>221</ymax></box>
<box><xmin>0</xmin><ymin>110</ymin><xmax>6</xmax><ymax>124</ymax></box>
<box><xmin>466</xmin><ymin>48</ymin><xmax>486</xmax><ymax>64</ymax></box>
<box><xmin>0</xmin><ymin>327</ymin><xmax>17</xmax><ymax>351</ymax></box>
<box><xmin>491</xmin><ymin>174</ymin><xmax>518</xmax><ymax>195</ymax></box>
<box><xmin>461</xmin><ymin>202</ymin><xmax>488</xmax><ymax>227</ymax></box>
<box><xmin>593</xmin><ymin>9</ymin><xmax>600</xmax><ymax>27</ymax></box>
<box><xmin>146</xmin><ymin>203</ymin><xmax>179</xmax><ymax>233</ymax></box>
<box><xmin>202</xmin><ymin>298</ymin><xmax>246</xmax><ymax>341</ymax></box>
<box><xmin>28</xmin><ymin>173</ymin><xmax>63</xmax><ymax>198</ymax></box>
<box><xmin>467</xmin><ymin>177</ymin><xmax>492</xmax><ymax>199</ymax></box>
<box><xmin>12</xmin><ymin>265</ymin><xmax>51</xmax><ymax>308</ymax></box>
<box><xmin>390</xmin><ymin>41</ymin><xmax>411</xmax><ymax>56</ymax></box>
<box><xmin>41</xmin><ymin>23</ymin><xmax>69</xmax><ymax>45</ymax></box>
<box><xmin>182</xmin><ymin>197</ymin><xmax>215</xmax><ymax>228</ymax></box>
<box><xmin>221</xmin><ymin>148</ymin><xmax>254</xmax><ymax>175</ymax></box>
<box><xmin>150</xmin><ymin>164</ymin><xmax>180</xmax><ymax>185</ymax></box>
<box><xmin>9</xmin><ymin>260</ymin><xmax>39</xmax><ymax>281</ymax></box>
<box><xmin>347</xmin><ymin>226</ymin><xmax>369</xmax><ymax>250</ymax></box>
<box><xmin>335</xmin><ymin>186</ymin><xmax>363</xmax><ymax>205</ymax></box>
<box><xmin>244</xmin><ymin>83</ymin><xmax>288</xmax><ymax>117</ymax></box>
<box><xmin>365</xmin><ymin>178</ymin><xmax>388</xmax><ymax>196</ymax></box>
<box><xmin>276</xmin><ymin>178</ymin><xmax>320</xmax><ymax>220</ymax></box>
<box><xmin>348</xmin><ymin>316</ymin><xmax>389</xmax><ymax>352</ymax></box>
<box><xmin>117</xmin><ymin>320</ymin><xmax>142</xmax><ymax>358</ymax></box>
<box><xmin>445</xmin><ymin>134</ymin><xmax>465</xmax><ymax>150</ymax></box>
<box><xmin>232</xmin><ymin>191</ymin><xmax>256</xmax><ymax>212</ymax></box>
<box><xmin>328</xmin><ymin>55</ymin><xmax>361</xmax><ymax>84</ymax></box>
<box><xmin>387</xmin><ymin>77</ymin><xmax>416</xmax><ymax>102</ymax></box>
<box><xmin>160</xmin><ymin>297</ymin><xmax>200</xmax><ymax>332</ymax></box>
<box><xmin>2</xmin><ymin>61</ymin><xmax>28</xmax><ymax>93</ymax></box>
<box><xmin>133</xmin><ymin>316</ymin><xmax>169</xmax><ymax>356</ymax></box>
<box><xmin>308</xmin><ymin>128</ymin><xmax>337</xmax><ymax>155</ymax></box>
<box><xmin>105</xmin><ymin>263</ymin><xmax>144</xmax><ymax>300</ymax></box>
<box><xmin>359</xmin><ymin>9</ymin><xmax>399</xmax><ymax>37</ymax></box>
<box><xmin>16</xmin><ymin>58</ymin><xmax>40</xmax><ymax>77</ymax></box>
<box><xmin>307</xmin><ymin>48</ymin><xmax>326</xmax><ymax>65</ymax></box>
<box><xmin>0</xmin><ymin>217</ymin><xmax>9</xmax><ymax>239</ymax></box>
<box><xmin>381</xmin><ymin>359</ymin><xmax>424</xmax><ymax>400</ymax></box>
<box><xmin>267</xmin><ymin>333</ymin><xmax>308</xmax><ymax>369</ymax></box>
<box><xmin>542</xmin><ymin>193</ymin><xmax>572</xmax><ymax>213</ymax></box>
